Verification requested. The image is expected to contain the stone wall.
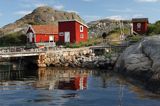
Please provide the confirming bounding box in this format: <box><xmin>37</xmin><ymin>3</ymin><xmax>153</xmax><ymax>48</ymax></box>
<box><xmin>37</xmin><ymin>47</ymin><xmax>117</xmax><ymax>69</ymax></box>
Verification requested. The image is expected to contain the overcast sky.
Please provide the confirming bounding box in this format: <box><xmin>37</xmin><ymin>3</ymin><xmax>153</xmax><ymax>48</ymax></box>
<box><xmin>0</xmin><ymin>0</ymin><xmax>160</xmax><ymax>27</ymax></box>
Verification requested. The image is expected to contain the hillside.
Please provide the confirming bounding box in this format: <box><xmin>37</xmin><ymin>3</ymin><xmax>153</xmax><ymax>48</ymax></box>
<box><xmin>0</xmin><ymin>6</ymin><xmax>84</xmax><ymax>36</ymax></box>
<box><xmin>87</xmin><ymin>19</ymin><xmax>131</xmax><ymax>37</ymax></box>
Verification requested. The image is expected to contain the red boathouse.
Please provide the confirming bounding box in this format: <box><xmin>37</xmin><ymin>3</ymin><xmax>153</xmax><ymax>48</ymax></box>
<box><xmin>58</xmin><ymin>20</ymin><xmax>88</xmax><ymax>43</ymax></box>
<box><xmin>132</xmin><ymin>18</ymin><xmax>149</xmax><ymax>35</ymax></box>
<box><xmin>26</xmin><ymin>25</ymin><xmax>58</xmax><ymax>47</ymax></box>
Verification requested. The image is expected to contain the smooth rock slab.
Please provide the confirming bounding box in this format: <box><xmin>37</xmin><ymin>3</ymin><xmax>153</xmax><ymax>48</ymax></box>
<box><xmin>115</xmin><ymin>36</ymin><xmax>160</xmax><ymax>81</ymax></box>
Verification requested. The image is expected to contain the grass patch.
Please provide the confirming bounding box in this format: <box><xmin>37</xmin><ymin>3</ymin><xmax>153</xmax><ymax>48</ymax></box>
<box><xmin>126</xmin><ymin>35</ymin><xmax>142</xmax><ymax>43</ymax></box>
<box><xmin>65</xmin><ymin>37</ymin><xmax>102</xmax><ymax>48</ymax></box>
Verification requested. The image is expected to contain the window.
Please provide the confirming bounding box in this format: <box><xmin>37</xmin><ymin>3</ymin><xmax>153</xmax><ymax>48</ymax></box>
<box><xmin>80</xmin><ymin>34</ymin><xmax>84</xmax><ymax>38</ymax></box>
<box><xmin>137</xmin><ymin>23</ymin><xmax>141</xmax><ymax>31</ymax></box>
<box><xmin>59</xmin><ymin>32</ymin><xmax>64</xmax><ymax>36</ymax></box>
<box><xmin>80</xmin><ymin>25</ymin><xmax>84</xmax><ymax>32</ymax></box>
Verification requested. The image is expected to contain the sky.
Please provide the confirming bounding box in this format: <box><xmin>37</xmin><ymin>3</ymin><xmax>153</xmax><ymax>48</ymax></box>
<box><xmin>0</xmin><ymin>0</ymin><xmax>160</xmax><ymax>27</ymax></box>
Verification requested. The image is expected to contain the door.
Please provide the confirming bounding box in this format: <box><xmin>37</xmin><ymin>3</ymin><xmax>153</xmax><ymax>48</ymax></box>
<box><xmin>65</xmin><ymin>32</ymin><xmax>70</xmax><ymax>43</ymax></box>
<box><xmin>49</xmin><ymin>36</ymin><xmax>54</xmax><ymax>42</ymax></box>
<box><xmin>29</xmin><ymin>33</ymin><xmax>33</xmax><ymax>43</ymax></box>
<box><xmin>49</xmin><ymin>36</ymin><xmax>55</xmax><ymax>46</ymax></box>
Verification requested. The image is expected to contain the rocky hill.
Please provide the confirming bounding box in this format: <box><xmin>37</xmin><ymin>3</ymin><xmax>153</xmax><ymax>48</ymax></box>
<box><xmin>0</xmin><ymin>6</ymin><xmax>84</xmax><ymax>36</ymax></box>
<box><xmin>87</xmin><ymin>19</ymin><xmax>131</xmax><ymax>36</ymax></box>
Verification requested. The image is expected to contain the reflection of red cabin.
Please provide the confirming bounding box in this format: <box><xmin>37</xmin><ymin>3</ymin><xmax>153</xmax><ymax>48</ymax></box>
<box><xmin>132</xmin><ymin>18</ymin><xmax>149</xmax><ymax>35</ymax></box>
<box><xmin>58</xmin><ymin>76</ymin><xmax>87</xmax><ymax>90</ymax></box>
<box><xmin>26</xmin><ymin>25</ymin><xmax>58</xmax><ymax>47</ymax></box>
<box><xmin>58</xmin><ymin>20</ymin><xmax>88</xmax><ymax>43</ymax></box>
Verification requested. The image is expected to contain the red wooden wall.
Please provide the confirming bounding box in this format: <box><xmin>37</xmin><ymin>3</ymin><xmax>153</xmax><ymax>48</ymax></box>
<box><xmin>35</xmin><ymin>34</ymin><xmax>58</xmax><ymax>43</ymax></box>
<box><xmin>26</xmin><ymin>27</ymin><xmax>59</xmax><ymax>43</ymax></box>
<box><xmin>75</xmin><ymin>22</ymin><xmax>88</xmax><ymax>43</ymax></box>
<box><xmin>58</xmin><ymin>21</ymin><xmax>76</xmax><ymax>43</ymax></box>
<box><xmin>133</xmin><ymin>22</ymin><xmax>148</xmax><ymax>34</ymax></box>
<box><xmin>58</xmin><ymin>21</ymin><xmax>88</xmax><ymax>44</ymax></box>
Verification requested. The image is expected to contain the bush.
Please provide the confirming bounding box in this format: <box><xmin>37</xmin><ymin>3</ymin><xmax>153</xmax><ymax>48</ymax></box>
<box><xmin>147</xmin><ymin>24</ymin><xmax>156</xmax><ymax>35</ymax></box>
<box><xmin>104</xmin><ymin>52</ymin><xmax>112</xmax><ymax>59</ymax></box>
<box><xmin>126</xmin><ymin>35</ymin><xmax>142</xmax><ymax>43</ymax></box>
<box><xmin>147</xmin><ymin>20</ymin><xmax>160</xmax><ymax>35</ymax></box>
<box><xmin>0</xmin><ymin>32</ymin><xmax>26</xmax><ymax>46</ymax></box>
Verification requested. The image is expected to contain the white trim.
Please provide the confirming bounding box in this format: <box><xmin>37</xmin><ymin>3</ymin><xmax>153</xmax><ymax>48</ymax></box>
<box><xmin>26</xmin><ymin>25</ymin><xmax>36</xmax><ymax>34</ymax></box>
<box><xmin>49</xmin><ymin>35</ymin><xmax>54</xmax><ymax>42</ymax></box>
<box><xmin>34</xmin><ymin>33</ymin><xmax>36</xmax><ymax>43</ymax></box>
<box><xmin>58</xmin><ymin>19</ymin><xmax>88</xmax><ymax>28</ymax></box>
<box><xmin>80</xmin><ymin>33</ymin><xmax>84</xmax><ymax>38</ymax></box>
<box><xmin>28</xmin><ymin>32</ymin><xmax>34</xmax><ymax>43</ymax></box>
<box><xmin>59</xmin><ymin>32</ymin><xmax>64</xmax><ymax>36</ymax></box>
<box><xmin>80</xmin><ymin>25</ymin><xmax>84</xmax><ymax>32</ymax></box>
<box><xmin>26</xmin><ymin>25</ymin><xmax>37</xmax><ymax>43</ymax></box>
<box><xmin>65</xmin><ymin>32</ymin><xmax>70</xmax><ymax>43</ymax></box>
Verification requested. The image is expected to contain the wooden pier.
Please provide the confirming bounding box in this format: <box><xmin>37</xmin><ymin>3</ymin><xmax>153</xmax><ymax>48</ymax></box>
<box><xmin>0</xmin><ymin>46</ymin><xmax>61</xmax><ymax>58</ymax></box>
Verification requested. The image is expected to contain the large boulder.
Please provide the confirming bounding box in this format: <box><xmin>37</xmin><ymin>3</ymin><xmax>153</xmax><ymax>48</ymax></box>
<box><xmin>115</xmin><ymin>36</ymin><xmax>160</xmax><ymax>82</ymax></box>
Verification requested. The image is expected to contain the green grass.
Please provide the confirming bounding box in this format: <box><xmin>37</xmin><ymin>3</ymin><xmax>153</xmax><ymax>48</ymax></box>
<box><xmin>125</xmin><ymin>35</ymin><xmax>142</xmax><ymax>43</ymax></box>
<box><xmin>65</xmin><ymin>37</ymin><xmax>102</xmax><ymax>48</ymax></box>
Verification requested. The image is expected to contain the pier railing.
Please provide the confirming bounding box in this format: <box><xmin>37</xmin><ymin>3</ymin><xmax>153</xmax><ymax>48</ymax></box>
<box><xmin>0</xmin><ymin>46</ymin><xmax>64</xmax><ymax>58</ymax></box>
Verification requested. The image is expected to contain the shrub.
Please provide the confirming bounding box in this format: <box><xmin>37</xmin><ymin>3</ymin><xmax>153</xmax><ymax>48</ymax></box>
<box><xmin>126</xmin><ymin>36</ymin><xmax>142</xmax><ymax>43</ymax></box>
<box><xmin>0</xmin><ymin>32</ymin><xmax>27</xmax><ymax>46</ymax></box>
<box><xmin>147</xmin><ymin>20</ymin><xmax>160</xmax><ymax>35</ymax></box>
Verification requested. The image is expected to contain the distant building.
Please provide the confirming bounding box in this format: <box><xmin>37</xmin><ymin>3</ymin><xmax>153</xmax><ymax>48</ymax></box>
<box><xmin>26</xmin><ymin>25</ymin><xmax>58</xmax><ymax>47</ymax></box>
<box><xmin>58</xmin><ymin>20</ymin><xmax>88</xmax><ymax>43</ymax></box>
<box><xmin>132</xmin><ymin>18</ymin><xmax>149</xmax><ymax>35</ymax></box>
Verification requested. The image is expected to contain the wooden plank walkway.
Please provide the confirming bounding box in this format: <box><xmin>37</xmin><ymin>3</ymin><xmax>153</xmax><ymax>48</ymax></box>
<box><xmin>0</xmin><ymin>46</ymin><xmax>47</xmax><ymax>58</ymax></box>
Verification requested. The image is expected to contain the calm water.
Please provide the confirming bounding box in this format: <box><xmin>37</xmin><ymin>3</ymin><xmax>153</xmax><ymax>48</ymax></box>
<box><xmin>0</xmin><ymin>64</ymin><xmax>160</xmax><ymax>106</ymax></box>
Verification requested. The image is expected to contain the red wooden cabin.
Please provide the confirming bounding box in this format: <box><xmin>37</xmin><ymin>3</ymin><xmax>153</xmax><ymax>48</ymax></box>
<box><xmin>26</xmin><ymin>25</ymin><xmax>58</xmax><ymax>48</ymax></box>
<box><xmin>58</xmin><ymin>20</ymin><xmax>88</xmax><ymax>44</ymax></box>
<box><xmin>132</xmin><ymin>18</ymin><xmax>149</xmax><ymax>35</ymax></box>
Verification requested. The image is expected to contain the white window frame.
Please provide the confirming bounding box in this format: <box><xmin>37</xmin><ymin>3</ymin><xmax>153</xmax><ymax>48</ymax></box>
<box><xmin>59</xmin><ymin>32</ymin><xmax>64</xmax><ymax>36</ymax></box>
<box><xmin>80</xmin><ymin>25</ymin><xmax>84</xmax><ymax>32</ymax></box>
<box><xmin>137</xmin><ymin>23</ymin><xmax>141</xmax><ymax>31</ymax></box>
<box><xmin>80</xmin><ymin>33</ymin><xmax>84</xmax><ymax>38</ymax></box>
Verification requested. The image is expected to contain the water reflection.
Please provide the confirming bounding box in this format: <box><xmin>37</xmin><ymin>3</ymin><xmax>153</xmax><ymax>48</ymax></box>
<box><xmin>0</xmin><ymin>62</ymin><xmax>25</xmax><ymax>80</ymax></box>
<box><xmin>34</xmin><ymin>68</ymin><xmax>89</xmax><ymax>90</ymax></box>
<box><xmin>0</xmin><ymin>65</ymin><xmax>160</xmax><ymax>106</ymax></box>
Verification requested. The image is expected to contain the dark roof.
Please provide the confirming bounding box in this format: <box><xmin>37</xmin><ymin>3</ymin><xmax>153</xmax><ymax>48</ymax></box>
<box><xmin>30</xmin><ymin>25</ymin><xmax>58</xmax><ymax>34</ymax></box>
<box><xmin>132</xmin><ymin>18</ymin><xmax>149</xmax><ymax>23</ymax></box>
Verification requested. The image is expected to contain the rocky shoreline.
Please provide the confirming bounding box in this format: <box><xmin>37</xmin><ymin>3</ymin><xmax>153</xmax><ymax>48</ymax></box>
<box><xmin>115</xmin><ymin>36</ymin><xmax>160</xmax><ymax>93</ymax></box>
<box><xmin>37</xmin><ymin>47</ymin><xmax>117</xmax><ymax>69</ymax></box>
